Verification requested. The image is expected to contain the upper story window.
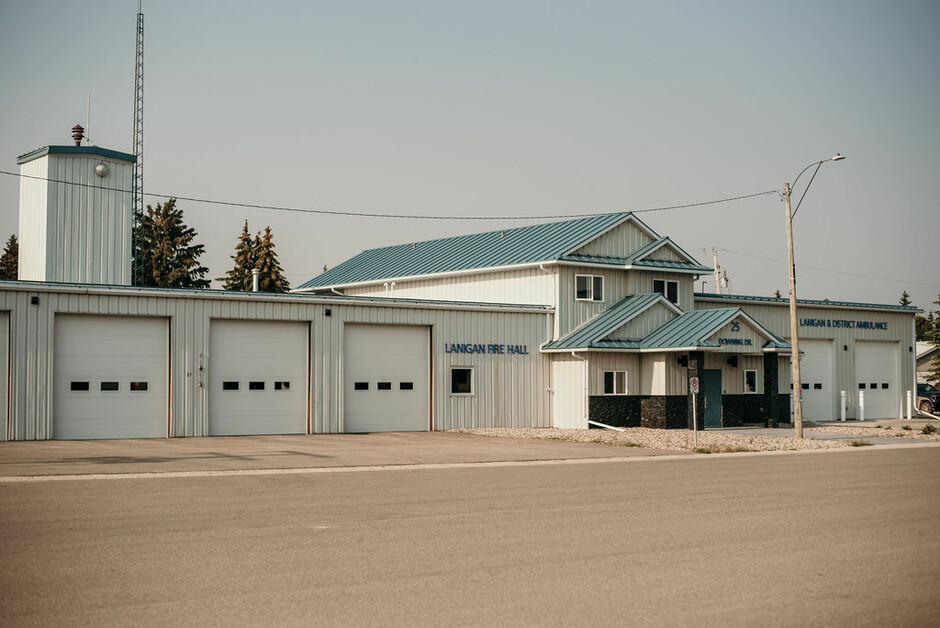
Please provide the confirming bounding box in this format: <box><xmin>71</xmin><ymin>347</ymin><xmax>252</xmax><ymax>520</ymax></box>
<box><xmin>576</xmin><ymin>275</ymin><xmax>604</xmax><ymax>301</ymax></box>
<box><xmin>653</xmin><ymin>279</ymin><xmax>679</xmax><ymax>305</ymax></box>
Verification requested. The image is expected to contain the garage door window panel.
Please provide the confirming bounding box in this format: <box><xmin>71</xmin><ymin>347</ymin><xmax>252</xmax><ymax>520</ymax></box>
<box><xmin>71</xmin><ymin>381</ymin><xmax>90</xmax><ymax>392</ymax></box>
<box><xmin>101</xmin><ymin>381</ymin><xmax>120</xmax><ymax>392</ymax></box>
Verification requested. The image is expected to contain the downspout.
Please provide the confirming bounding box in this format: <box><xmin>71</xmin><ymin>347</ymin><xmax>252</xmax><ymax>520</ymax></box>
<box><xmin>331</xmin><ymin>288</ymin><xmax>343</xmax><ymax>296</ymax></box>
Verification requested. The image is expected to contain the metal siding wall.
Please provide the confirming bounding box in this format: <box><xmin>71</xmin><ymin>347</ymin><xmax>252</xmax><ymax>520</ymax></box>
<box><xmin>551</xmin><ymin>355</ymin><xmax>586</xmax><ymax>428</ymax></box>
<box><xmin>607</xmin><ymin>303</ymin><xmax>676</xmax><ymax>340</ymax></box>
<box><xmin>710</xmin><ymin>321</ymin><xmax>766</xmax><ymax>353</ymax></box>
<box><xmin>46</xmin><ymin>156</ymin><xmax>133</xmax><ymax>285</ymax></box>
<box><xmin>647</xmin><ymin>247</ymin><xmax>685</xmax><ymax>262</ymax></box>
<box><xmin>1</xmin><ymin>287</ymin><xmax>552</xmax><ymax>440</ymax></box>
<box><xmin>696</xmin><ymin>299</ymin><xmax>916</xmax><ymax>418</ymax></box>
<box><xmin>631</xmin><ymin>273</ymin><xmax>694</xmax><ymax>312</ymax></box>
<box><xmin>344</xmin><ymin>267</ymin><xmax>555</xmax><ymax>306</ymax></box>
<box><xmin>572</xmin><ymin>222</ymin><xmax>653</xmax><ymax>258</ymax></box>
<box><xmin>704</xmin><ymin>353</ymin><xmax>763</xmax><ymax>394</ymax></box>
<box><xmin>588</xmin><ymin>353</ymin><xmax>641</xmax><ymax>395</ymax></box>
<box><xmin>557</xmin><ymin>267</ymin><xmax>631</xmax><ymax>337</ymax></box>
<box><xmin>17</xmin><ymin>157</ymin><xmax>49</xmax><ymax>281</ymax></box>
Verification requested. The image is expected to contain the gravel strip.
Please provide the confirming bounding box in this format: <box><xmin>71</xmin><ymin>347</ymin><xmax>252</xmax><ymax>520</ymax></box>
<box><xmin>456</xmin><ymin>428</ymin><xmax>858</xmax><ymax>453</ymax></box>
<box><xmin>806</xmin><ymin>424</ymin><xmax>940</xmax><ymax>441</ymax></box>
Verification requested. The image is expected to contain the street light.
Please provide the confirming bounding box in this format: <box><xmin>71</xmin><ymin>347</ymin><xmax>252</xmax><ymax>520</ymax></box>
<box><xmin>784</xmin><ymin>154</ymin><xmax>845</xmax><ymax>438</ymax></box>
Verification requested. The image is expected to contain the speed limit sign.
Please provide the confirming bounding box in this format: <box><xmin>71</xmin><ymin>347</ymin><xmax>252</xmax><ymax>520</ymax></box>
<box><xmin>689</xmin><ymin>377</ymin><xmax>700</xmax><ymax>393</ymax></box>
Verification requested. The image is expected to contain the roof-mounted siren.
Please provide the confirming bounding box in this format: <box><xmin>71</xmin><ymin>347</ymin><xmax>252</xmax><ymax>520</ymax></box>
<box><xmin>72</xmin><ymin>124</ymin><xmax>85</xmax><ymax>146</ymax></box>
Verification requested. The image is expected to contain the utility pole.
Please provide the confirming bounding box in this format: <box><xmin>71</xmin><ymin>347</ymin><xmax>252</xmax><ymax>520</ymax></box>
<box><xmin>783</xmin><ymin>155</ymin><xmax>845</xmax><ymax>439</ymax></box>
<box><xmin>712</xmin><ymin>248</ymin><xmax>722</xmax><ymax>295</ymax></box>
<box><xmin>784</xmin><ymin>182</ymin><xmax>804</xmax><ymax>438</ymax></box>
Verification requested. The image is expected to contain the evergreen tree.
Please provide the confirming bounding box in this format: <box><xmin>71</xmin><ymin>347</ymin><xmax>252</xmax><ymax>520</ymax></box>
<box><xmin>899</xmin><ymin>290</ymin><xmax>911</xmax><ymax>306</ymax></box>
<box><xmin>929</xmin><ymin>294</ymin><xmax>940</xmax><ymax>385</ymax></box>
<box><xmin>219</xmin><ymin>223</ymin><xmax>289</xmax><ymax>293</ymax></box>
<box><xmin>218</xmin><ymin>220</ymin><xmax>256</xmax><ymax>290</ymax></box>
<box><xmin>133</xmin><ymin>199</ymin><xmax>210</xmax><ymax>288</ymax></box>
<box><xmin>253</xmin><ymin>226</ymin><xmax>289</xmax><ymax>292</ymax></box>
<box><xmin>0</xmin><ymin>234</ymin><xmax>18</xmax><ymax>280</ymax></box>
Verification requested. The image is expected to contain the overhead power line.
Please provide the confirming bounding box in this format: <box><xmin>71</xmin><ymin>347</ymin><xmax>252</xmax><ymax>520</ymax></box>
<box><xmin>715</xmin><ymin>247</ymin><xmax>940</xmax><ymax>290</ymax></box>
<box><xmin>0</xmin><ymin>169</ymin><xmax>777</xmax><ymax>221</ymax></box>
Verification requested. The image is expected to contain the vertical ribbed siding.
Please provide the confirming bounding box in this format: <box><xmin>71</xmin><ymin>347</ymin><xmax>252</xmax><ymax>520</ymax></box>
<box><xmin>557</xmin><ymin>267</ymin><xmax>632</xmax><ymax>338</ymax></box>
<box><xmin>631</xmin><ymin>273</ymin><xmax>694</xmax><ymax>313</ymax></box>
<box><xmin>344</xmin><ymin>266</ymin><xmax>555</xmax><ymax>306</ymax></box>
<box><xmin>1</xmin><ymin>288</ymin><xmax>551</xmax><ymax>440</ymax></box>
<box><xmin>45</xmin><ymin>155</ymin><xmax>133</xmax><ymax>285</ymax></box>
<box><xmin>696</xmin><ymin>300</ymin><xmax>916</xmax><ymax>419</ymax></box>
<box><xmin>17</xmin><ymin>157</ymin><xmax>48</xmax><ymax>281</ymax></box>
<box><xmin>571</xmin><ymin>220</ymin><xmax>654</xmax><ymax>258</ymax></box>
<box><xmin>587</xmin><ymin>353</ymin><xmax>641</xmax><ymax>396</ymax></box>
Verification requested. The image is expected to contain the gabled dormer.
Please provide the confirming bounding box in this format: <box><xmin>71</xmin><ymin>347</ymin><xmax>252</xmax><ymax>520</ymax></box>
<box><xmin>542</xmin><ymin>294</ymin><xmax>683</xmax><ymax>351</ymax></box>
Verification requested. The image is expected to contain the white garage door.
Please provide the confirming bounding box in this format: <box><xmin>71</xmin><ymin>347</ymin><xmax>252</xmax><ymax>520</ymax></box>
<box><xmin>209</xmin><ymin>320</ymin><xmax>308</xmax><ymax>436</ymax></box>
<box><xmin>54</xmin><ymin>315</ymin><xmax>168</xmax><ymax>440</ymax></box>
<box><xmin>0</xmin><ymin>312</ymin><xmax>8</xmax><ymax>441</ymax></box>
<box><xmin>855</xmin><ymin>341</ymin><xmax>898</xmax><ymax>420</ymax></box>
<box><xmin>799</xmin><ymin>339</ymin><xmax>833</xmax><ymax>421</ymax></box>
<box><xmin>344</xmin><ymin>324</ymin><xmax>429</xmax><ymax>433</ymax></box>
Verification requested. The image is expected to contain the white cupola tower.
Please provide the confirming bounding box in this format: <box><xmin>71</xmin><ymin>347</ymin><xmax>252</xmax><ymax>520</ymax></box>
<box><xmin>17</xmin><ymin>126</ymin><xmax>135</xmax><ymax>285</ymax></box>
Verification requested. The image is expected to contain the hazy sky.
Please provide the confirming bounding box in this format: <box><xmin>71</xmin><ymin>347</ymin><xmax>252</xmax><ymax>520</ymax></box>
<box><xmin>1</xmin><ymin>1</ymin><xmax>937</xmax><ymax>309</ymax></box>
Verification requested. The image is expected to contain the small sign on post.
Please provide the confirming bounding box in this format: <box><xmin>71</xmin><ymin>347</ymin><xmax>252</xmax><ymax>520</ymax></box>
<box><xmin>689</xmin><ymin>377</ymin><xmax>699</xmax><ymax>447</ymax></box>
<box><xmin>690</xmin><ymin>377</ymin><xmax>699</xmax><ymax>394</ymax></box>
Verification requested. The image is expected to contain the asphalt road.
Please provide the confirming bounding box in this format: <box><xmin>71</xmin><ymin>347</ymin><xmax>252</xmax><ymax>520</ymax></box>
<box><xmin>2</xmin><ymin>445</ymin><xmax>939</xmax><ymax>626</ymax></box>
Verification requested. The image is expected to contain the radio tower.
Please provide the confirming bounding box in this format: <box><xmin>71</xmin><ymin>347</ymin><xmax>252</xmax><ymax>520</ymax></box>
<box><xmin>131</xmin><ymin>0</ymin><xmax>144</xmax><ymax>285</ymax></box>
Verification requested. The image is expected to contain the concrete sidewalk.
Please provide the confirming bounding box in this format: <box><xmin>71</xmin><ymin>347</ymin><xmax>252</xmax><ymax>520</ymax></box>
<box><xmin>0</xmin><ymin>431</ymin><xmax>675</xmax><ymax>478</ymax></box>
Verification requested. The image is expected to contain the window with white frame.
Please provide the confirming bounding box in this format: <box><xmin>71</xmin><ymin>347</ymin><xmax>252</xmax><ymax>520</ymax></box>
<box><xmin>451</xmin><ymin>367</ymin><xmax>473</xmax><ymax>395</ymax></box>
<box><xmin>575</xmin><ymin>275</ymin><xmax>604</xmax><ymax>301</ymax></box>
<box><xmin>604</xmin><ymin>371</ymin><xmax>628</xmax><ymax>395</ymax></box>
<box><xmin>653</xmin><ymin>279</ymin><xmax>679</xmax><ymax>305</ymax></box>
<box><xmin>744</xmin><ymin>369</ymin><xmax>758</xmax><ymax>393</ymax></box>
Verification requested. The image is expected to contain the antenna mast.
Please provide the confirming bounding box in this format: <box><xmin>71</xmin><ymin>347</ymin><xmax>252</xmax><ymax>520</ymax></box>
<box><xmin>131</xmin><ymin>0</ymin><xmax>144</xmax><ymax>285</ymax></box>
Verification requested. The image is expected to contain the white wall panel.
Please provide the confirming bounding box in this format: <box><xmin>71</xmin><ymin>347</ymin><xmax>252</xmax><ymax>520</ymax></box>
<box><xmin>572</xmin><ymin>221</ymin><xmax>653</xmax><ymax>258</ymax></box>
<box><xmin>551</xmin><ymin>355</ymin><xmax>586</xmax><ymax>428</ymax></box>
<box><xmin>17</xmin><ymin>157</ymin><xmax>48</xmax><ymax>281</ymax></box>
<box><xmin>345</xmin><ymin>267</ymin><xmax>555</xmax><ymax>306</ymax></box>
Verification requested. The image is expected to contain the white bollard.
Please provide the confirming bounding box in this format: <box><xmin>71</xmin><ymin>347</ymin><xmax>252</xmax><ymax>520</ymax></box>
<box><xmin>907</xmin><ymin>390</ymin><xmax>912</xmax><ymax>420</ymax></box>
<box><xmin>841</xmin><ymin>390</ymin><xmax>847</xmax><ymax>422</ymax></box>
<box><xmin>859</xmin><ymin>389</ymin><xmax>865</xmax><ymax>422</ymax></box>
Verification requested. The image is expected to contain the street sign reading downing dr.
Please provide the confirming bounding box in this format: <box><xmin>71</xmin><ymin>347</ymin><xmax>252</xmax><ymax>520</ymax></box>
<box><xmin>690</xmin><ymin>377</ymin><xmax>699</xmax><ymax>393</ymax></box>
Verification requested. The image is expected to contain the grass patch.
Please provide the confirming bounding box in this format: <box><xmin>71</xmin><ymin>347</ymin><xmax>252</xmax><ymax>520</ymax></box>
<box><xmin>902</xmin><ymin>424</ymin><xmax>913</xmax><ymax>431</ymax></box>
<box><xmin>693</xmin><ymin>445</ymin><xmax>752</xmax><ymax>454</ymax></box>
<box><xmin>620</xmin><ymin>441</ymin><xmax>643</xmax><ymax>448</ymax></box>
<box><xmin>922</xmin><ymin>424</ymin><xmax>937</xmax><ymax>435</ymax></box>
<box><xmin>850</xmin><ymin>439</ymin><xmax>873</xmax><ymax>447</ymax></box>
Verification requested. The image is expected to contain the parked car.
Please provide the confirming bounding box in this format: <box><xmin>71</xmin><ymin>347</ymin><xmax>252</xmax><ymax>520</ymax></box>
<box><xmin>918</xmin><ymin>382</ymin><xmax>940</xmax><ymax>414</ymax></box>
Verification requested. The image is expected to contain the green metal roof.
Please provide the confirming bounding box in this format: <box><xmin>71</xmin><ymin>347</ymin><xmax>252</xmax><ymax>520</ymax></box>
<box><xmin>641</xmin><ymin>307</ymin><xmax>789</xmax><ymax>351</ymax></box>
<box><xmin>694</xmin><ymin>292</ymin><xmax>920</xmax><ymax>312</ymax></box>
<box><xmin>542</xmin><ymin>293</ymin><xmax>671</xmax><ymax>350</ymax></box>
<box><xmin>297</xmin><ymin>212</ymin><xmax>681</xmax><ymax>290</ymax></box>
<box><xmin>559</xmin><ymin>236</ymin><xmax>711</xmax><ymax>273</ymax></box>
<box><xmin>17</xmin><ymin>145</ymin><xmax>137</xmax><ymax>165</ymax></box>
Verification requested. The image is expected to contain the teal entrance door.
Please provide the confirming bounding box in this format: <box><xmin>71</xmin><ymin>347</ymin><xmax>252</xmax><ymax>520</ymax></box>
<box><xmin>703</xmin><ymin>369</ymin><xmax>722</xmax><ymax>428</ymax></box>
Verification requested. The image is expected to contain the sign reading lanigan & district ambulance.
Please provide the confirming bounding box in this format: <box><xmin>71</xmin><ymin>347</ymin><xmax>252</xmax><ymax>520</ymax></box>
<box><xmin>800</xmin><ymin>318</ymin><xmax>887</xmax><ymax>330</ymax></box>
